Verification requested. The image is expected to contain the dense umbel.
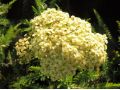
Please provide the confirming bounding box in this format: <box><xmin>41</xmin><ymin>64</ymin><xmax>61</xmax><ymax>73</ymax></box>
<box><xmin>15</xmin><ymin>8</ymin><xmax>108</xmax><ymax>81</ymax></box>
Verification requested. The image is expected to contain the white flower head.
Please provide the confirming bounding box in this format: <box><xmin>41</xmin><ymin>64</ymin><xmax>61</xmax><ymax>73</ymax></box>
<box><xmin>15</xmin><ymin>8</ymin><xmax>108</xmax><ymax>81</ymax></box>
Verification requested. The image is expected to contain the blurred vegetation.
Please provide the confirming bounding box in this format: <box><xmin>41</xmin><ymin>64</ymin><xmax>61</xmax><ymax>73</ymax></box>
<box><xmin>93</xmin><ymin>9</ymin><xmax>120</xmax><ymax>83</ymax></box>
<box><xmin>0</xmin><ymin>0</ymin><xmax>120</xmax><ymax>89</ymax></box>
<box><xmin>0</xmin><ymin>0</ymin><xmax>17</xmax><ymax>64</ymax></box>
<box><xmin>32</xmin><ymin>0</ymin><xmax>47</xmax><ymax>16</ymax></box>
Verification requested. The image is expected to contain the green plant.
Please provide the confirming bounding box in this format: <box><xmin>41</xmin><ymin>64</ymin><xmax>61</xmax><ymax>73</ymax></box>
<box><xmin>0</xmin><ymin>0</ymin><xmax>17</xmax><ymax>63</ymax></box>
<box><xmin>105</xmin><ymin>83</ymin><xmax>120</xmax><ymax>89</ymax></box>
<box><xmin>0</xmin><ymin>0</ymin><xmax>16</xmax><ymax>16</ymax></box>
<box><xmin>0</xmin><ymin>0</ymin><xmax>31</xmax><ymax>88</ymax></box>
<box><xmin>10</xmin><ymin>65</ymin><xmax>53</xmax><ymax>89</ymax></box>
<box><xmin>15</xmin><ymin>8</ymin><xmax>107</xmax><ymax>85</ymax></box>
<box><xmin>93</xmin><ymin>9</ymin><xmax>120</xmax><ymax>83</ymax></box>
<box><xmin>47</xmin><ymin>0</ymin><xmax>60</xmax><ymax>9</ymax></box>
<box><xmin>93</xmin><ymin>9</ymin><xmax>112</xmax><ymax>40</ymax></box>
<box><xmin>95</xmin><ymin>82</ymin><xmax>120</xmax><ymax>89</ymax></box>
<box><xmin>70</xmin><ymin>69</ymin><xmax>101</xmax><ymax>89</ymax></box>
<box><xmin>32</xmin><ymin>0</ymin><xmax>47</xmax><ymax>16</ymax></box>
<box><xmin>1</xmin><ymin>1</ymin><xmax>114</xmax><ymax>88</ymax></box>
<box><xmin>32</xmin><ymin>0</ymin><xmax>60</xmax><ymax>16</ymax></box>
<box><xmin>0</xmin><ymin>24</ymin><xmax>20</xmax><ymax>63</ymax></box>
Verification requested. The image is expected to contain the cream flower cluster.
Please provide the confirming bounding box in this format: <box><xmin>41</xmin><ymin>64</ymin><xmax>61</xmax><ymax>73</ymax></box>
<box><xmin>15</xmin><ymin>37</ymin><xmax>32</xmax><ymax>63</ymax></box>
<box><xmin>15</xmin><ymin>8</ymin><xmax>108</xmax><ymax>81</ymax></box>
<box><xmin>15</xmin><ymin>38</ymin><xmax>30</xmax><ymax>57</ymax></box>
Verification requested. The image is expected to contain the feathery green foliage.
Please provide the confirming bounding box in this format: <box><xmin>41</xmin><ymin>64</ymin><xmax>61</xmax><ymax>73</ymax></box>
<box><xmin>93</xmin><ymin>9</ymin><xmax>112</xmax><ymax>39</ymax></box>
<box><xmin>32</xmin><ymin>0</ymin><xmax>47</xmax><ymax>16</ymax></box>
<box><xmin>0</xmin><ymin>0</ymin><xmax>17</xmax><ymax>63</ymax></box>
<box><xmin>0</xmin><ymin>0</ymin><xmax>16</xmax><ymax>16</ymax></box>
<box><xmin>10</xmin><ymin>66</ymin><xmax>48</xmax><ymax>89</ymax></box>
<box><xmin>0</xmin><ymin>24</ymin><xmax>20</xmax><ymax>63</ymax></box>
<box><xmin>49</xmin><ymin>0</ymin><xmax>59</xmax><ymax>8</ymax></box>
<box><xmin>32</xmin><ymin>0</ymin><xmax>60</xmax><ymax>16</ymax></box>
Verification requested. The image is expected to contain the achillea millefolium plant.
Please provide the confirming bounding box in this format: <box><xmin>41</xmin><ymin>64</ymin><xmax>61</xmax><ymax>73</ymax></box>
<box><xmin>15</xmin><ymin>8</ymin><xmax>108</xmax><ymax>81</ymax></box>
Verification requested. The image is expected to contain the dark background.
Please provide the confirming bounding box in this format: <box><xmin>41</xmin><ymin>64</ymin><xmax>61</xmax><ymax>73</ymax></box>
<box><xmin>1</xmin><ymin>0</ymin><xmax>120</xmax><ymax>40</ymax></box>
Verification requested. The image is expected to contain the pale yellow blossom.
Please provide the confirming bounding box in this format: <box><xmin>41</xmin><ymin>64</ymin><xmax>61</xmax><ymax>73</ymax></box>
<box><xmin>15</xmin><ymin>8</ymin><xmax>108</xmax><ymax>81</ymax></box>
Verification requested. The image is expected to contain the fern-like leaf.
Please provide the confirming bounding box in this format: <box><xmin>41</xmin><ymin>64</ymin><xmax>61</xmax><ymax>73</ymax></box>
<box><xmin>32</xmin><ymin>0</ymin><xmax>47</xmax><ymax>16</ymax></box>
<box><xmin>93</xmin><ymin>9</ymin><xmax>112</xmax><ymax>39</ymax></box>
<box><xmin>0</xmin><ymin>0</ymin><xmax>16</xmax><ymax>16</ymax></box>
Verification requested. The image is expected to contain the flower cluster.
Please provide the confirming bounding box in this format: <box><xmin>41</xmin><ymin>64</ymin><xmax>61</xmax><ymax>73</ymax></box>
<box><xmin>15</xmin><ymin>8</ymin><xmax>108</xmax><ymax>81</ymax></box>
<box><xmin>15</xmin><ymin>37</ymin><xmax>32</xmax><ymax>63</ymax></box>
